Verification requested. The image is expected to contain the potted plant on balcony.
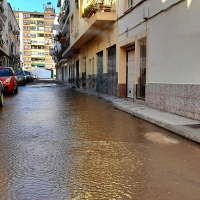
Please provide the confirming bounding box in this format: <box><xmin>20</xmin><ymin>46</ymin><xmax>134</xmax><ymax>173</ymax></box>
<box><xmin>60</xmin><ymin>35</ymin><xmax>66</xmax><ymax>44</ymax></box>
<box><xmin>56</xmin><ymin>51</ymin><xmax>63</xmax><ymax>61</ymax></box>
<box><xmin>88</xmin><ymin>4</ymin><xmax>98</xmax><ymax>18</ymax></box>
<box><xmin>104</xmin><ymin>5</ymin><xmax>111</xmax><ymax>12</ymax></box>
<box><xmin>83</xmin><ymin>3</ymin><xmax>97</xmax><ymax>19</ymax></box>
<box><xmin>55</xmin><ymin>32</ymin><xmax>62</xmax><ymax>41</ymax></box>
<box><xmin>82</xmin><ymin>6</ymin><xmax>89</xmax><ymax>18</ymax></box>
<box><xmin>97</xmin><ymin>0</ymin><xmax>104</xmax><ymax>10</ymax></box>
<box><xmin>99</xmin><ymin>3</ymin><xmax>104</xmax><ymax>10</ymax></box>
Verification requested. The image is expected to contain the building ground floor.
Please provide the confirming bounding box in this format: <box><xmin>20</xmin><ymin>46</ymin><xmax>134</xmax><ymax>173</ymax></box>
<box><xmin>0</xmin><ymin>51</ymin><xmax>20</xmax><ymax>70</ymax></box>
<box><xmin>56</xmin><ymin>1</ymin><xmax>200</xmax><ymax>121</ymax></box>
<box><xmin>56</xmin><ymin>29</ymin><xmax>200</xmax><ymax>122</ymax></box>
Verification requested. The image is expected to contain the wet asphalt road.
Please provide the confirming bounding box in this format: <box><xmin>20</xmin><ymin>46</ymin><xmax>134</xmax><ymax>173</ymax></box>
<box><xmin>0</xmin><ymin>79</ymin><xmax>200</xmax><ymax>200</ymax></box>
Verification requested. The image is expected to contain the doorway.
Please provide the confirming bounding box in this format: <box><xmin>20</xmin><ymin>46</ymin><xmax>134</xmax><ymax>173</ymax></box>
<box><xmin>76</xmin><ymin>60</ymin><xmax>79</xmax><ymax>87</ymax></box>
<box><xmin>108</xmin><ymin>45</ymin><xmax>116</xmax><ymax>96</ymax></box>
<box><xmin>97</xmin><ymin>51</ymin><xmax>103</xmax><ymax>93</ymax></box>
<box><xmin>82</xmin><ymin>57</ymin><xmax>86</xmax><ymax>87</ymax></box>
<box><xmin>126</xmin><ymin>46</ymin><xmax>135</xmax><ymax>98</ymax></box>
<box><xmin>137</xmin><ymin>39</ymin><xmax>146</xmax><ymax>99</ymax></box>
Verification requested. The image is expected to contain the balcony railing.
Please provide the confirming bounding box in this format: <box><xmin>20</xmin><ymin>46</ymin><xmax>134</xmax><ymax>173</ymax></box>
<box><xmin>0</xmin><ymin>38</ymin><xmax>4</xmax><ymax>48</ymax></box>
<box><xmin>62</xmin><ymin>0</ymin><xmax>69</xmax><ymax>11</ymax></box>
<box><xmin>63</xmin><ymin>37</ymin><xmax>70</xmax><ymax>50</ymax></box>
<box><xmin>82</xmin><ymin>0</ymin><xmax>116</xmax><ymax>20</ymax></box>
<box><xmin>60</xmin><ymin>3</ymin><xmax>70</xmax><ymax>25</ymax></box>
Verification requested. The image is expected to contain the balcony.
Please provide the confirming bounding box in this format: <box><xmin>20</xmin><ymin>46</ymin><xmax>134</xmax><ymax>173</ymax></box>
<box><xmin>0</xmin><ymin>3</ymin><xmax>6</xmax><ymax>22</ymax></box>
<box><xmin>60</xmin><ymin>5</ymin><xmax>70</xmax><ymax>34</ymax></box>
<box><xmin>62</xmin><ymin>0</ymin><xmax>116</xmax><ymax>58</ymax></box>
<box><xmin>62</xmin><ymin>19</ymin><xmax>70</xmax><ymax>34</ymax></box>
<box><xmin>82</xmin><ymin>0</ymin><xmax>116</xmax><ymax>20</ymax></box>
<box><xmin>0</xmin><ymin>38</ymin><xmax>4</xmax><ymax>48</ymax></box>
<box><xmin>49</xmin><ymin>48</ymin><xmax>55</xmax><ymax>56</ymax></box>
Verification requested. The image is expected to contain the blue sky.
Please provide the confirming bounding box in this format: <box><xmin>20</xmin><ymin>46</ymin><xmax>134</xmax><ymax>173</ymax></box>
<box><xmin>8</xmin><ymin>0</ymin><xmax>58</xmax><ymax>13</ymax></box>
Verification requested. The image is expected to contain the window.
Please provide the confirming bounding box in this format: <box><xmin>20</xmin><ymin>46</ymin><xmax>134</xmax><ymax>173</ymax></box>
<box><xmin>38</xmin><ymin>27</ymin><xmax>44</xmax><ymax>31</ymax></box>
<box><xmin>30</xmin><ymin>27</ymin><xmax>36</xmax><ymax>31</ymax></box>
<box><xmin>71</xmin><ymin>15</ymin><xmax>74</xmax><ymax>33</ymax></box>
<box><xmin>0</xmin><ymin>69</ymin><xmax>12</xmax><ymax>76</ymax></box>
<box><xmin>128</xmin><ymin>0</ymin><xmax>134</xmax><ymax>7</ymax></box>
<box><xmin>31</xmin><ymin>34</ymin><xmax>36</xmax><ymax>38</ymax></box>
<box><xmin>38</xmin><ymin>34</ymin><xmax>44</xmax><ymax>37</ymax></box>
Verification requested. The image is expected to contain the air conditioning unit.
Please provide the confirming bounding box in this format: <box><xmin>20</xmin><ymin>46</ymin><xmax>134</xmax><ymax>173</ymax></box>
<box><xmin>143</xmin><ymin>6</ymin><xmax>149</xmax><ymax>20</ymax></box>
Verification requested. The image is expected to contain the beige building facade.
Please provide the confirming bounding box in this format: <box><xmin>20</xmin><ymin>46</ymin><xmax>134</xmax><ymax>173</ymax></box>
<box><xmin>56</xmin><ymin>0</ymin><xmax>118</xmax><ymax>95</ymax></box>
<box><xmin>55</xmin><ymin>0</ymin><xmax>200</xmax><ymax>121</ymax></box>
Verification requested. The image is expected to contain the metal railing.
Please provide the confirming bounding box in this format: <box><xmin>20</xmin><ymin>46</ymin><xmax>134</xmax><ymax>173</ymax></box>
<box><xmin>62</xmin><ymin>37</ymin><xmax>70</xmax><ymax>50</ymax></box>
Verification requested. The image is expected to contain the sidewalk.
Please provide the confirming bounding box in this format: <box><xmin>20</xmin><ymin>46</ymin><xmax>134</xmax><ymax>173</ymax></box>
<box><xmin>58</xmin><ymin>81</ymin><xmax>200</xmax><ymax>144</ymax></box>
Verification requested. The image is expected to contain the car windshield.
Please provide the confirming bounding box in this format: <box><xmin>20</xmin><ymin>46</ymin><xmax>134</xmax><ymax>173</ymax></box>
<box><xmin>15</xmin><ymin>70</ymin><xmax>24</xmax><ymax>75</ymax></box>
<box><xmin>0</xmin><ymin>69</ymin><xmax>12</xmax><ymax>76</ymax></box>
<box><xmin>24</xmin><ymin>71</ymin><xmax>30</xmax><ymax>75</ymax></box>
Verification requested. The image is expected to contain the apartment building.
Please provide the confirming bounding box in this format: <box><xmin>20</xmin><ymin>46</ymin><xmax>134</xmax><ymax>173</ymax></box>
<box><xmin>55</xmin><ymin>0</ymin><xmax>200</xmax><ymax>121</ymax></box>
<box><xmin>55</xmin><ymin>0</ymin><xmax>118</xmax><ymax>95</ymax></box>
<box><xmin>14</xmin><ymin>2</ymin><xmax>55</xmax><ymax>70</ymax></box>
<box><xmin>0</xmin><ymin>0</ymin><xmax>20</xmax><ymax>69</ymax></box>
<box><xmin>7</xmin><ymin>3</ymin><xmax>20</xmax><ymax>69</ymax></box>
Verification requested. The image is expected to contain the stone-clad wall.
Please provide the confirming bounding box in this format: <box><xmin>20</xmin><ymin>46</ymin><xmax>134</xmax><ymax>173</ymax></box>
<box><xmin>146</xmin><ymin>83</ymin><xmax>200</xmax><ymax>120</ymax></box>
<box><xmin>102</xmin><ymin>73</ymin><xmax>108</xmax><ymax>94</ymax></box>
<box><xmin>86</xmin><ymin>72</ymin><xmax>118</xmax><ymax>95</ymax></box>
<box><xmin>87</xmin><ymin>75</ymin><xmax>97</xmax><ymax>91</ymax></box>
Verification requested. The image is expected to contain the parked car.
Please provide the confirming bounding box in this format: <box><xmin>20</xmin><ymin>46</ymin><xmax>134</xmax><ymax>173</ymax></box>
<box><xmin>15</xmin><ymin>69</ymin><xmax>26</xmax><ymax>85</ymax></box>
<box><xmin>0</xmin><ymin>80</ymin><xmax>3</xmax><ymax>107</ymax></box>
<box><xmin>0</xmin><ymin>67</ymin><xmax>18</xmax><ymax>94</ymax></box>
<box><xmin>29</xmin><ymin>72</ymin><xmax>34</xmax><ymax>81</ymax></box>
<box><xmin>24</xmin><ymin>71</ymin><xmax>33</xmax><ymax>83</ymax></box>
<box><xmin>32</xmin><ymin>74</ymin><xmax>38</xmax><ymax>79</ymax></box>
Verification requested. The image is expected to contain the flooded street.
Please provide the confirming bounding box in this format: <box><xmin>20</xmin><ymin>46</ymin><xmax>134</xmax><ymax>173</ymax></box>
<box><xmin>0</xmin><ymin>80</ymin><xmax>200</xmax><ymax>200</ymax></box>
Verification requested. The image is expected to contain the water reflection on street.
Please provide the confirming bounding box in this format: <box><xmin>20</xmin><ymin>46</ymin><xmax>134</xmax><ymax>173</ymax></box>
<box><xmin>0</xmin><ymin>80</ymin><xmax>200</xmax><ymax>200</ymax></box>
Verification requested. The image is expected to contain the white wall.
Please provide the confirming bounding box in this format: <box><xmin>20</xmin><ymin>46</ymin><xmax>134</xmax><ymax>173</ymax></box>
<box><xmin>118</xmin><ymin>0</ymin><xmax>200</xmax><ymax>84</ymax></box>
<box><xmin>31</xmin><ymin>68</ymin><xmax>51</xmax><ymax>79</ymax></box>
<box><xmin>148</xmin><ymin>0</ymin><xmax>200</xmax><ymax>84</ymax></box>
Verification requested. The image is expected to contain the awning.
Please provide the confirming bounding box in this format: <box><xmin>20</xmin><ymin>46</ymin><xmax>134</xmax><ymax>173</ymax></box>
<box><xmin>38</xmin><ymin>64</ymin><xmax>45</xmax><ymax>67</ymax></box>
<box><xmin>59</xmin><ymin>59</ymin><xmax>67</xmax><ymax>64</ymax></box>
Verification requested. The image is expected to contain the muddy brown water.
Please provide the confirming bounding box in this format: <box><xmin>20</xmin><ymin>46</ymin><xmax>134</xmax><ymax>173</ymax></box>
<box><xmin>0</xmin><ymin>80</ymin><xmax>200</xmax><ymax>200</ymax></box>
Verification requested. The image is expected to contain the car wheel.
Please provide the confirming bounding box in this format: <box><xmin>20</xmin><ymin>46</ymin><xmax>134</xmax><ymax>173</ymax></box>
<box><xmin>23</xmin><ymin>80</ymin><xmax>26</xmax><ymax>86</ymax></box>
<box><xmin>0</xmin><ymin>93</ymin><xmax>3</xmax><ymax>107</ymax></box>
<box><xmin>15</xmin><ymin>86</ymin><xmax>18</xmax><ymax>93</ymax></box>
<box><xmin>11</xmin><ymin>88</ymin><xmax>15</xmax><ymax>94</ymax></box>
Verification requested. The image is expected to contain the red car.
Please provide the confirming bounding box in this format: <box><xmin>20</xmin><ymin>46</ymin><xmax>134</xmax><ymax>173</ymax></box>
<box><xmin>0</xmin><ymin>67</ymin><xmax>18</xmax><ymax>94</ymax></box>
